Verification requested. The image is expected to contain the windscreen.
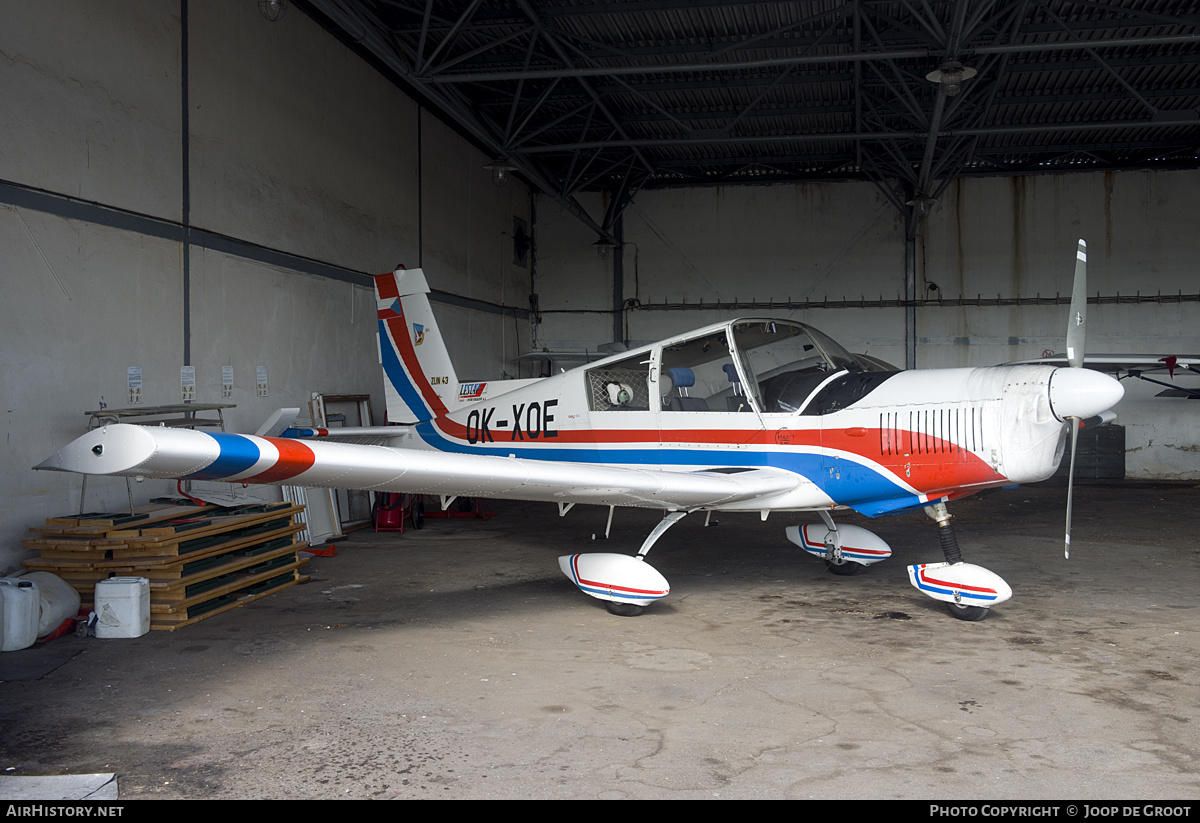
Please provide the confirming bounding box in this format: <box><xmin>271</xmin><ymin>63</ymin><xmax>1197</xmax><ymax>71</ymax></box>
<box><xmin>730</xmin><ymin>321</ymin><xmax>876</xmax><ymax>413</ymax></box>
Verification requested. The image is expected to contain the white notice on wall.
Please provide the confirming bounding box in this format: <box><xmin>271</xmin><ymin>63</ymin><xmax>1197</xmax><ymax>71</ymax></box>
<box><xmin>222</xmin><ymin>365</ymin><xmax>234</xmax><ymax>399</ymax></box>
<box><xmin>256</xmin><ymin>365</ymin><xmax>269</xmax><ymax>397</ymax></box>
<box><xmin>181</xmin><ymin>365</ymin><xmax>196</xmax><ymax>401</ymax></box>
<box><xmin>127</xmin><ymin>366</ymin><xmax>142</xmax><ymax>405</ymax></box>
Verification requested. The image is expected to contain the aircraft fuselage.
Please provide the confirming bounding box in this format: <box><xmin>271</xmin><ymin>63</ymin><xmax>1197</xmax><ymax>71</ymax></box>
<box><xmin>380</xmin><ymin>314</ymin><xmax>1113</xmax><ymax>518</ymax></box>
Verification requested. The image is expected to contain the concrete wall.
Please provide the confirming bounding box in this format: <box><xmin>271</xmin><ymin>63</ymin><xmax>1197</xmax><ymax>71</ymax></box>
<box><xmin>534</xmin><ymin>183</ymin><xmax>908</xmax><ymax>360</ymax></box>
<box><xmin>534</xmin><ymin>170</ymin><xmax>1200</xmax><ymax>479</ymax></box>
<box><xmin>0</xmin><ymin>1</ymin><xmax>531</xmax><ymax>573</ymax></box>
<box><xmin>920</xmin><ymin>172</ymin><xmax>1200</xmax><ymax>480</ymax></box>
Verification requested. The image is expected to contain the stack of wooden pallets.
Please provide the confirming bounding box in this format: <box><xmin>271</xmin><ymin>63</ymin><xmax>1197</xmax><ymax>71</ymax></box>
<box><xmin>23</xmin><ymin>498</ymin><xmax>310</xmax><ymax>630</ymax></box>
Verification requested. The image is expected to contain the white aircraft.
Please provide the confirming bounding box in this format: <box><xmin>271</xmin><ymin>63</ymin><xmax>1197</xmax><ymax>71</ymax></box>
<box><xmin>38</xmin><ymin>241</ymin><xmax>1124</xmax><ymax>620</ymax></box>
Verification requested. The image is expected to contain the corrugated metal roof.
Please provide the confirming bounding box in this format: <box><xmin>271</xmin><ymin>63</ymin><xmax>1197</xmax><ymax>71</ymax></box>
<box><xmin>303</xmin><ymin>0</ymin><xmax>1200</xmax><ymax>233</ymax></box>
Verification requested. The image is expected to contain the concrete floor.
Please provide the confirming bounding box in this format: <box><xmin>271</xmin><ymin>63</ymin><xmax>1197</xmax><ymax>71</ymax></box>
<box><xmin>1</xmin><ymin>483</ymin><xmax>1198</xmax><ymax>800</ymax></box>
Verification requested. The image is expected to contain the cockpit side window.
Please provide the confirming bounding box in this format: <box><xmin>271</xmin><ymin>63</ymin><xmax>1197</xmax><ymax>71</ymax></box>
<box><xmin>659</xmin><ymin>331</ymin><xmax>752</xmax><ymax>412</ymax></box>
<box><xmin>586</xmin><ymin>353</ymin><xmax>651</xmax><ymax>411</ymax></box>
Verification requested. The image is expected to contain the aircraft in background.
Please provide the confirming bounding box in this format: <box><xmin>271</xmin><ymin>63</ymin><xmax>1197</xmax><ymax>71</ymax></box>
<box><xmin>1011</xmin><ymin>353</ymin><xmax>1200</xmax><ymax>399</ymax></box>
<box><xmin>38</xmin><ymin>242</ymin><xmax>1124</xmax><ymax>620</ymax></box>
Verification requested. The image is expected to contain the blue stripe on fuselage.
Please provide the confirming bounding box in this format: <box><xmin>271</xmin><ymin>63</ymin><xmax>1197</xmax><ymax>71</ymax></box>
<box><xmin>411</xmin><ymin>420</ymin><xmax>924</xmax><ymax>515</ymax></box>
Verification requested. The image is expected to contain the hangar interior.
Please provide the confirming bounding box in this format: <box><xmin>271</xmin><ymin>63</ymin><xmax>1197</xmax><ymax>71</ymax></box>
<box><xmin>4</xmin><ymin>1</ymin><xmax>1200</xmax><ymax>801</ymax></box>
<box><xmin>2</xmin><ymin>1</ymin><xmax>1199</xmax><ymax>574</ymax></box>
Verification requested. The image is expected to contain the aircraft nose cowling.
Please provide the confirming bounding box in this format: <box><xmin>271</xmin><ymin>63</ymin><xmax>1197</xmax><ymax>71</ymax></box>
<box><xmin>1048</xmin><ymin>367</ymin><xmax>1124</xmax><ymax>421</ymax></box>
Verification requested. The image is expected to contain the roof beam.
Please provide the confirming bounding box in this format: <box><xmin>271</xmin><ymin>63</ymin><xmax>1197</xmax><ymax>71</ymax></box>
<box><xmin>422</xmin><ymin>33</ymin><xmax>1199</xmax><ymax>83</ymax></box>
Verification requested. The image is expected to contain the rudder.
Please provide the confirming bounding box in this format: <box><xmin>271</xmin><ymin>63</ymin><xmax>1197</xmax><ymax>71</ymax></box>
<box><xmin>374</xmin><ymin>267</ymin><xmax>459</xmax><ymax>424</ymax></box>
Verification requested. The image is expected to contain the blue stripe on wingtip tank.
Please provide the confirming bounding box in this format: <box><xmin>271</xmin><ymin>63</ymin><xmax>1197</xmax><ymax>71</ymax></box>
<box><xmin>183</xmin><ymin>432</ymin><xmax>260</xmax><ymax>480</ymax></box>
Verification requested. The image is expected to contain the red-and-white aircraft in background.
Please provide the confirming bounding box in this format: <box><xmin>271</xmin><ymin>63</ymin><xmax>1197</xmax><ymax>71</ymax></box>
<box><xmin>39</xmin><ymin>241</ymin><xmax>1127</xmax><ymax>620</ymax></box>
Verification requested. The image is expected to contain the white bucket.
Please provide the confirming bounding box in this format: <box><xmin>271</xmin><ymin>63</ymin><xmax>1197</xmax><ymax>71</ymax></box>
<box><xmin>0</xmin><ymin>578</ymin><xmax>41</xmax><ymax>651</ymax></box>
<box><xmin>94</xmin><ymin>577</ymin><xmax>150</xmax><ymax>639</ymax></box>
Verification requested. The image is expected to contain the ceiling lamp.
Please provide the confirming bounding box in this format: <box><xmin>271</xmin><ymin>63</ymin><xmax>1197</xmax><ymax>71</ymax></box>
<box><xmin>484</xmin><ymin>159</ymin><xmax>518</xmax><ymax>187</ymax></box>
<box><xmin>259</xmin><ymin>0</ymin><xmax>288</xmax><ymax>22</ymax></box>
<box><xmin>592</xmin><ymin>236</ymin><xmax>618</xmax><ymax>260</ymax></box>
<box><xmin>926</xmin><ymin>61</ymin><xmax>977</xmax><ymax>97</ymax></box>
<box><xmin>906</xmin><ymin>196</ymin><xmax>938</xmax><ymax>217</ymax></box>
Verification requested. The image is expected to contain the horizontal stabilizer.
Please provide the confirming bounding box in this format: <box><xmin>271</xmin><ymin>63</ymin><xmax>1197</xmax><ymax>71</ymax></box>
<box><xmin>282</xmin><ymin>425</ymin><xmax>412</xmax><ymax>446</ymax></box>
<box><xmin>256</xmin><ymin>408</ymin><xmax>301</xmax><ymax>437</ymax></box>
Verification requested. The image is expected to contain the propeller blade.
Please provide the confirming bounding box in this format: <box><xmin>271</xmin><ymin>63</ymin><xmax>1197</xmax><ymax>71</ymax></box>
<box><xmin>1064</xmin><ymin>418</ymin><xmax>1080</xmax><ymax>559</ymax></box>
<box><xmin>1066</xmin><ymin>239</ymin><xmax>1087</xmax><ymax>369</ymax></box>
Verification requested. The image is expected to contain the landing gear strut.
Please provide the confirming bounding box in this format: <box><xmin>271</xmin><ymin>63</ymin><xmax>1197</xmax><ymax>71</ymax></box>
<box><xmin>907</xmin><ymin>502</ymin><xmax>1012</xmax><ymax>621</ymax></box>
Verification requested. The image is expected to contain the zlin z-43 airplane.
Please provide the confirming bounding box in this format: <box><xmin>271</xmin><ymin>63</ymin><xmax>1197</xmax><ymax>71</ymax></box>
<box><xmin>39</xmin><ymin>241</ymin><xmax>1126</xmax><ymax>620</ymax></box>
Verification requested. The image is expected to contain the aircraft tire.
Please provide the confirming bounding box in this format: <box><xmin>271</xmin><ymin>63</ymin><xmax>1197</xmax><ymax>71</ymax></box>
<box><xmin>605</xmin><ymin>601</ymin><xmax>644</xmax><ymax>617</ymax></box>
<box><xmin>946</xmin><ymin>602</ymin><xmax>988</xmax><ymax>621</ymax></box>
<box><xmin>412</xmin><ymin>499</ymin><xmax>425</xmax><ymax>530</ymax></box>
<box><xmin>824</xmin><ymin>558</ymin><xmax>866</xmax><ymax>576</ymax></box>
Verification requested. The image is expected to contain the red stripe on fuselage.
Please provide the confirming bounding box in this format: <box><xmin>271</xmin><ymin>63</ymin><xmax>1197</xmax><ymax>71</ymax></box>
<box><xmin>820</xmin><ymin>427</ymin><xmax>1005</xmax><ymax>492</ymax></box>
<box><xmin>426</xmin><ymin>415</ymin><xmax>1004</xmax><ymax>494</ymax></box>
<box><xmin>245</xmin><ymin>438</ymin><xmax>317</xmax><ymax>483</ymax></box>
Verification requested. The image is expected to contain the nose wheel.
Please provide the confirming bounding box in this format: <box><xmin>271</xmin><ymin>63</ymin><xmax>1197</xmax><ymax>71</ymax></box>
<box><xmin>908</xmin><ymin>503</ymin><xmax>1013</xmax><ymax>620</ymax></box>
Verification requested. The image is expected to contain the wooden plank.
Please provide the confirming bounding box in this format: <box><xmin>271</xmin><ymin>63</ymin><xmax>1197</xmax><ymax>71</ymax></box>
<box><xmin>150</xmin><ymin>554</ymin><xmax>310</xmax><ymax>612</ymax></box>
<box><xmin>112</xmin><ymin>520</ymin><xmax>304</xmax><ymax>562</ymax></box>
<box><xmin>150</xmin><ymin>571</ymin><xmax>309</xmax><ymax>630</ymax></box>
<box><xmin>21</xmin><ymin>538</ymin><xmax>126</xmax><ymax>560</ymax></box>
<box><xmin>114</xmin><ymin>505</ymin><xmax>303</xmax><ymax>557</ymax></box>
<box><xmin>25</xmin><ymin>499</ymin><xmax>308</xmax><ymax>631</ymax></box>
<box><xmin>32</xmin><ymin>501</ymin><xmax>216</xmax><ymax>537</ymax></box>
<box><xmin>133</xmin><ymin>537</ymin><xmax>307</xmax><ymax>583</ymax></box>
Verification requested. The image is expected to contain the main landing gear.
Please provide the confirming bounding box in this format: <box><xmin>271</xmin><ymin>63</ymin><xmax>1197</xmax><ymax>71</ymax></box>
<box><xmin>794</xmin><ymin>503</ymin><xmax>1013</xmax><ymax>621</ymax></box>
<box><xmin>558</xmin><ymin>503</ymin><xmax>1014</xmax><ymax>621</ymax></box>
<box><xmin>558</xmin><ymin>511</ymin><xmax>680</xmax><ymax>616</ymax></box>
<box><xmin>785</xmin><ymin>510</ymin><xmax>893</xmax><ymax>573</ymax></box>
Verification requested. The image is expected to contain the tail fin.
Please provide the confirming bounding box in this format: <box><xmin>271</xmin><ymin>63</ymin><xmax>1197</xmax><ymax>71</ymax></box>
<box><xmin>374</xmin><ymin>268</ymin><xmax>459</xmax><ymax>424</ymax></box>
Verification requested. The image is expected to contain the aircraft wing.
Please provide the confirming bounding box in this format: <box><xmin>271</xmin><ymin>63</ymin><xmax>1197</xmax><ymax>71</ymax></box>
<box><xmin>36</xmin><ymin>424</ymin><xmax>807</xmax><ymax>511</ymax></box>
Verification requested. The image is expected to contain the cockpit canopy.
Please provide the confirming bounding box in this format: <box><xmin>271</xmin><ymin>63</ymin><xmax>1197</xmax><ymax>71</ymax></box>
<box><xmin>587</xmin><ymin>319</ymin><xmax>895</xmax><ymax>415</ymax></box>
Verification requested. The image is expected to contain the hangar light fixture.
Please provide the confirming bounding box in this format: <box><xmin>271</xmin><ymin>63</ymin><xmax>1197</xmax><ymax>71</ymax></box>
<box><xmin>925</xmin><ymin>61</ymin><xmax>977</xmax><ymax>97</ymax></box>
<box><xmin>905</xmin><ymin>196</ymin><xmax>938</xmax><ymax>216</ymax></box>
<box><xmin>259</xmin><ymin>0</ymin><xmax>287</xmax><ymax>22</ymax></box>
<box><xmin>484</xmin><ymin>159</ymin><xmax>518</xmax><ymax>187</ymax></box>
<box><xmin>592</xmin><ymin>236</ymin><xmax>618</xmax><ymax>259</ymax></box>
